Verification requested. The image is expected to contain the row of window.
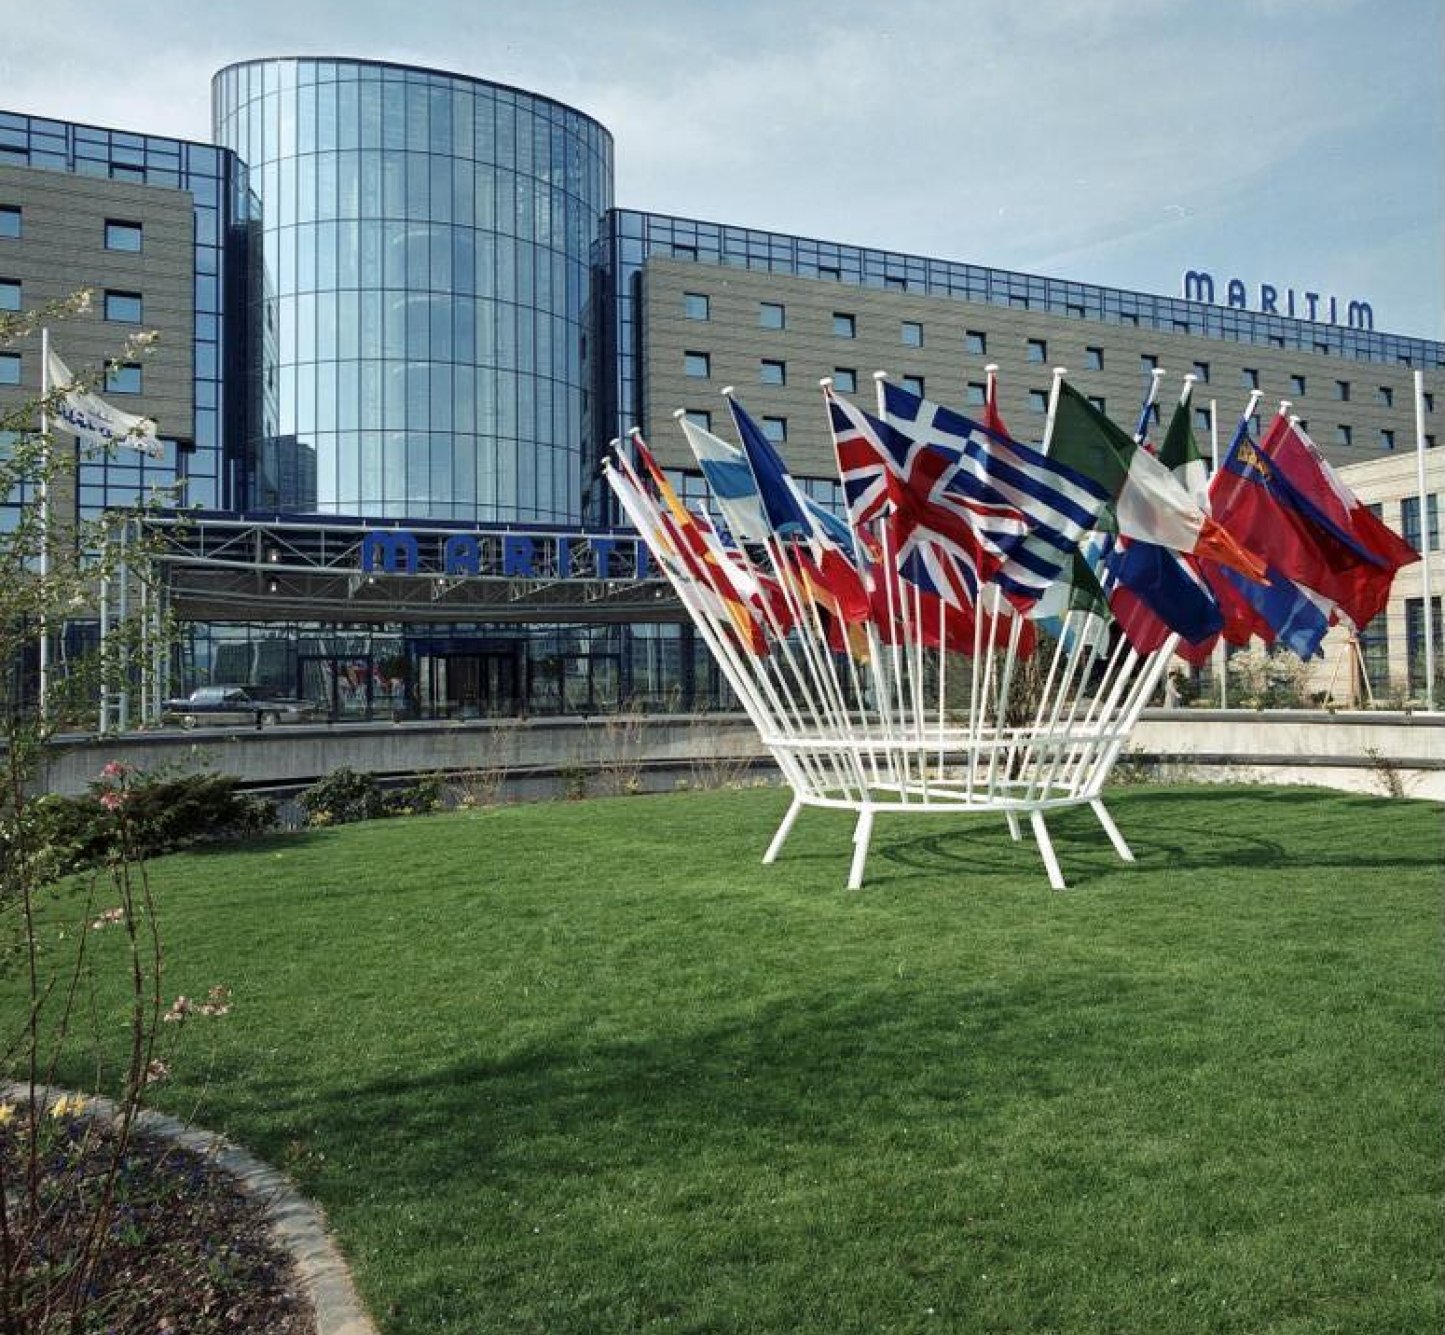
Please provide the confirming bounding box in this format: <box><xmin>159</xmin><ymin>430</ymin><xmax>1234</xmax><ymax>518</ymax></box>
<box><xmin>0</xmin><ymin>279</ymin><xmax>144</xmax><ymax>323</ymax></box>
<box><xmin>0</xmin><ymin>351</ymin><xmax>142</xmax><ymax>392</ymax></box>
<box><xmin>678</xmin><ymin>359</ymin><xmax>1441</xmax><ymax>455</ymax></box>
<box><xmin>680</xmin><ymin>292</ymin><xmax>1439</xmax><ymax>413</ymax></box>
<box><xmin>0</xmin><ymin>206</ymin><xmax>144</xmax><ymax>252</ymax></box>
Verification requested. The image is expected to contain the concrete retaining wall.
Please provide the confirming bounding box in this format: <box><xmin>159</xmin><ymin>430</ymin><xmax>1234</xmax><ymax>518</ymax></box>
<box><xmin>35</xmin><ymin>709</ymin><xmax>1445</xmax><ymax>802</ymax></box>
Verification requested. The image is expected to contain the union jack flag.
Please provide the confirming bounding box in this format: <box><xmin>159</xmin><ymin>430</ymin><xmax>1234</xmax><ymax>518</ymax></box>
<box><xmin>827</xmin><ymin>391</ymin><xmax>1024</xmax><ymax>609</ymax></box>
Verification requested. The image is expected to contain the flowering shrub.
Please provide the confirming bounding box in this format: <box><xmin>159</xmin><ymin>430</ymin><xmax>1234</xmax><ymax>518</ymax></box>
<box><xmin>297</xmin><ymin>766</ymin><xmax>386</xmax><ymax>825</ymax></box>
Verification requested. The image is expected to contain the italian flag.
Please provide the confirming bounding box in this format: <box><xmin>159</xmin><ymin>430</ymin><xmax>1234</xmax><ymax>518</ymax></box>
<box><xmin>1050</xmin><ymin>381</ymin><xmax>1264</xmax><ymax>580</ymax></box>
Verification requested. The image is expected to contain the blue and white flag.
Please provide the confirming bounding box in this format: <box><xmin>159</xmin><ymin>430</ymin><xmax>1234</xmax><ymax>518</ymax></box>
<box><xmin>878</xmin><ymin>380</ymin><xmax>1109</xmax><ymax>606</ymax></box>
<box><xmin>678</xmin><ymin>415</ymin><xmax>771</xmax><ymax>543</ymax></box>
<box><xmin>47</xmin><ymin>347</ymin><xmax>162</xmax><ymax>458</ymax></box>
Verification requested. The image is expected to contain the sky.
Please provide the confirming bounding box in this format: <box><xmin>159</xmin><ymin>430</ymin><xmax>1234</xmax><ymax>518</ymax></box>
<box><xmin>2</xmin><ymin>0</ymin><xmax>1440</xmax><ymax>340</ymax></box>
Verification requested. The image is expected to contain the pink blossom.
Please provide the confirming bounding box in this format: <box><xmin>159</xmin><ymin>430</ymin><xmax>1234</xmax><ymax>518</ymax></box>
<box><xmin>98</xmin><ymin>790</ymin><xmax>124</xmax><ymax>811</ymax></box>
<box><xmin>100</xmin><ymin>761</ymin><xmax>128</xmax><ymax>779</ymax></box>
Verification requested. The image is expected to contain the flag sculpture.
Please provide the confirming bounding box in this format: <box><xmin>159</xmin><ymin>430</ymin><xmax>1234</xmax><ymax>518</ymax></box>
<box><xmin>606</xmin><ymin>371</ymin><xmax>1417</xmax><ymax>891</ymax></box>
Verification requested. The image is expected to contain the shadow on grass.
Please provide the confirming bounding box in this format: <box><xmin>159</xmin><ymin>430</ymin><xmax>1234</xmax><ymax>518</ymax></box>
<box><xmin>236</xmin><ymin>969</ymin><xmax>1159</xmax><ymax>1204</ymax></box>
<box><xmin>767</xmin><ymin>786</ymin><xmax>1440</xmax><ymax>892</ymax></box>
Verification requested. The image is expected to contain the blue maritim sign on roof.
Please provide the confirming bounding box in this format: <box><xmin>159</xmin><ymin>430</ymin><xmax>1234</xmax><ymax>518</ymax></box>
<box><xmin>1181</xmin><ymin>270</ymin><xmax>1373</xmax><ymax>329</ymax></box>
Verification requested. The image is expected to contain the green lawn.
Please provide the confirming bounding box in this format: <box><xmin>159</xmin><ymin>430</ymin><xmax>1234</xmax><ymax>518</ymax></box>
<box><xmin>19</xmin><ymin>785</ymin><xmax>1445</xmax><ymax>1334</ymax></box>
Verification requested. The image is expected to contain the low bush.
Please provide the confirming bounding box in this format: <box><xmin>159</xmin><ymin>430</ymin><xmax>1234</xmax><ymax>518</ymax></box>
<box><xmin>297</xmin><ymin>766</ymin><xmax>386</xmax><ymax>826</ymax></box>
<box><xmin>386</xmin><ymin>771</ymin><xmax>445</xmax><ymax>817</ymax></box>
<box><xmin>11</xmin><ymin>771</ymin><xmax>277</xmax><ymax>880</ymax></box>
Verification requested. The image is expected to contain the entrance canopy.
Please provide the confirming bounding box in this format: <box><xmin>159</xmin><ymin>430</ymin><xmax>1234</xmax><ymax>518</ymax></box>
<box><xmin>144</xmin><ymin>510</ymin><xmax>679</xmax><ymax>626</ymax></box>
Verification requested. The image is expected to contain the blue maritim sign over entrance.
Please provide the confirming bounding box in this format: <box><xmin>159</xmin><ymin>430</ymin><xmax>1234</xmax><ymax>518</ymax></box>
<box><xmin>359</xmin><ymin>527</ymin><xmax>654</xmax><ymax>581</ymax></box>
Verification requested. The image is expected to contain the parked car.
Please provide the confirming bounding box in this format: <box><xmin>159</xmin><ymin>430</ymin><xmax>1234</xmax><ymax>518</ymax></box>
<box><xmin>161</xmin><ymin>685</ymin><xmax>319</xmax><ymax>729</ymax></box>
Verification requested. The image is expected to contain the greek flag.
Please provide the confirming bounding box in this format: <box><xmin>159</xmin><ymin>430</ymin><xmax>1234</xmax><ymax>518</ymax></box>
<box><xmin>878</xmin><ymin>380</ymin><xmax>1109</xmax><ymax>606</ymax></box>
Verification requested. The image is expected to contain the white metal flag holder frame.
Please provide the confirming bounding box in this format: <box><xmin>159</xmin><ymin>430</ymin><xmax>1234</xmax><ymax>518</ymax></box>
<box><xmin>607</xmin><ymin>438</ymin><xmax>1177</xmax><ymax>893</ymax></box>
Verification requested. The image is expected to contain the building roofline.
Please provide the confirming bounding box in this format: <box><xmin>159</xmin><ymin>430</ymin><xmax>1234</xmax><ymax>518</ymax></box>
<box><xmin>0</xmin><ymin>107</ymin><xmax>236</xmax><ymax>159</ymax></box>
<box><xmin>609</xmin><ymin>206</ymin><xmax>1443</xmax><ymax>351</ymax></box>
<box><xmin>210</xmin><ymin>57</ymin><xmax>613</xmax><ymax>145</ymax></box>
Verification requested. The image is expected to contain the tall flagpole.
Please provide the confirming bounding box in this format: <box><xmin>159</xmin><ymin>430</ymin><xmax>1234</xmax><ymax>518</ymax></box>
<box><xmin>38</xmin><ymin>326</ymin><xmax>50</xmax><ymax>722</ymax></box>
<box><xmin>1414</xmin><ymin>370</ymin><xmax>1435</xmax><ymax>711</ymax></box>
<box><xmin>1210</xmin><ymin>397</ymin><xmax>1227</xmax><ymax>709</ymax></box>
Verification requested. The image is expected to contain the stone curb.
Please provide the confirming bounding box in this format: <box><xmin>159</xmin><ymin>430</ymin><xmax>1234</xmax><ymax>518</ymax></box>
<box><xmin>2</xmin><ymin>1083</ymin><xmax>379</xmax><ymax>1335</ymax></box>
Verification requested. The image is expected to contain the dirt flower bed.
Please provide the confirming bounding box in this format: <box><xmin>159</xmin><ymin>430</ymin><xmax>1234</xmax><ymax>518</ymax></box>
<box><xmin>1</xmin><ymin>1097</ymin><xmax>317</xmax><ymax>1334</ymax></box>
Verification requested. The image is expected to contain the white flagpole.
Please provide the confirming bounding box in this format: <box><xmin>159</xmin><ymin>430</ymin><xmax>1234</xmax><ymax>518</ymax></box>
<box><xmin>1414</xmin><ymin>370</ymin><xmax>1436</xmax><ymax>711</ymax></box>
<box><xmin>1210</xmin><ymin>397</ymin><xmax>1227</xmax><ymax>709</ymax></box>
<box><xmin>38</xmin><ymin>327</ymin><xmax>51</xmax><ymax>722</ymax></box>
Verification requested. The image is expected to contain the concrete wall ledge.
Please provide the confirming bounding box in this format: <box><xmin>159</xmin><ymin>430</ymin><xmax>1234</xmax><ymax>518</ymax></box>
<box><xmin>30</xmin><ymin>709</ymin><xmax>1445</xmax><ymax>803</ymax></box>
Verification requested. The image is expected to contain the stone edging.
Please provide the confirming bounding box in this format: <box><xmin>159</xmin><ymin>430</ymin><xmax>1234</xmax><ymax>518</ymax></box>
<box><xmin>2</xmin><ymin>1083</ymin><xmax>378</xmax><ymax>1335</ymax></box>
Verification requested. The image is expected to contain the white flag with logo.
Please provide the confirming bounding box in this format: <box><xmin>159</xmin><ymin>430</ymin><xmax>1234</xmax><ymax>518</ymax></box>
<box><xmin>46</xmin><ymin>347</ymin><xmax>163</xmax><ymax>458</ymax></box>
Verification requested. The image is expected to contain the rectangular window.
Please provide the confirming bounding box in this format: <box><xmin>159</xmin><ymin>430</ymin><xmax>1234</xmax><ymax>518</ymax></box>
<box><xmin>104</xmin><ymin>219</ymin><xmax>143</xmax><ymax>252</ymax></box>
<box><xmin>684</xmin><ymin>351</ymin><xmax>710</xmax><ymax>378</ymax></box>
<box><xmin>1241</xmin><ymin>367</ymin><xmax>1259</xmax><ymax>389</ymax></box>
<box><xmin>1378</xmin><ymin>385</ymin><xmax>1394</xmax><ymax>407</ymax></box>
<box><xmin>1028</xmin><ymin>389</ymin><xmax>1049</xmax><ymax>413</ymax></box>
<box><xmin>966</xmin><ymin>382</ymin><xmax>986</xmax><ymax>406</ymax></box>
<box><xmin>901</xmin><ymin>321</ymin><xmax>923</xmax><ymax>347</ymax></box>
<box><xmin>965</xmin><ymin>330</ymin><xmax>987</xmax><ymax>356</ymax></box>
<box><xmin>1084</xmin><ymin>346</ymin><xmax>1103</xmax><ymax>370</ymax></box>
<box><xmin>1335</xmin><ymin>424</ymin><xmax>1352</xmax><ymax>446</ymax></box>
<box><xmin>832</xmin><ymin>368</ymin><xmax>857</xmax><ymax>394</ymax></box>
<box><xmin>759</xmin><ymin>359</ymin><xmax>786</xmax><ymax>386</ymax></box>
<box><xmin>0</xmin><ymin>279</ymin><xmax>18</xmax><ymax>312</ymax></box>
<box><xmin>762</xmin><ymin>416</ymin><xmax>787</xmax><ymax>443</ymax></box>
<box><xmin>683</xmin><ymin>409</ymin><xmax>711</xmax><ymax>431</ymax></box>
<box><xmin>1426</xmin><ymin>393</ymin><xmax>1436</xmax><ymax>413</ymax></box>
<box><xmin>1335</xmin><ymin>379</ymin><xmax>1350</xmax><ymax>401</ymax></box>
<box><xmin>0</xmin><ymin>353</ymin><xmax>19</xmax><ymax>385</ymax></box>
<box><xmin>1088</xmin><ymin>396</ymin><xmax>1106</xmax><ymax>413</ymax></box>
<box><xmin>1401</xmin><ymin>495</ymin><xmax>1440</xmax><ymax>550</ymax></box>
<box><xmin>683</xmin><ymin>292</ymin><xmax>709</xmax><ymax>320</ymax></box>
<box><xmin>1380</xmin><ymin>429</ymin><xmax>1395</xmax><ymax>451</ymax></box>
<box><xmin>1194</xmin><ymin>408</ymin><xmax>1211</xmax><ymax>431</ymax></box>
<box><xmin>1192</xmin><ymin>360</ymin><xmax>1210</xmax><ymax>383</ymax></box>
<box><xmin>758</xmin><ymin>302</ymin><xmax>785</xmax><ymax>330</ymax></box>
<box><xmin>1405</xmin><ymin>596</ymin><xmax>1444</xmax><ymax>696</ymax></box>
<box><xmin>1290</xmin><ymin>374</ymin><xmax>1306</xmax><ymax>394</ymax></box>
<box><xmin>0</xmin><ymin>206</ymin><xmax>19</xmax><ymax>239</ymax></box>
<box><xmin>1027</xmin><ymin>338</ymin><xmax>1047</xmax><ymax>363</ymax></box>
<box><xmin>832</xmin><ymin>312</ymin><xmax>856</xmax><ymax>339</ymax></box>
<box><xmin>105</xmin><ymin>363</ymin><xmax>142</xmax><ymax>394</ymax></box>
<box><xmin>104</xmin><ymin>290</ymin><xmax>143</xmax><ymax>323</ymax></box>
<box><xmin>1358</xmin><ymin>609</ymin><xmax>1389</xmax><ymax>695</ymax></box>
<box><xmin>1141</xmin><ymin>353</ymin><xmax>1158</xmax><ymax>372</ymax></box>
<box><xmin>900</xmin><ymin>375</ymin><xmax>924</xmax><ymax>397</ymax></box>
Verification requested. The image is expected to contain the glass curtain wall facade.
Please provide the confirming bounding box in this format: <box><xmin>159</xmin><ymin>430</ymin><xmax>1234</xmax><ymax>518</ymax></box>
<box><xmin>0</xmin><ymin>111</ymin><xmax>253</xmax><ymax>513</ymax></box>
<box><xmin>212</xmin><ymin>58</ymin><xmax>613</xmax><ymax>523</ymax></box>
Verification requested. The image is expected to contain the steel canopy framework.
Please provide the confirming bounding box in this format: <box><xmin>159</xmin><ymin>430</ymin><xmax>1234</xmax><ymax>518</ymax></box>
<box><xmin>141</xmin><ymin>511</ymin><xmax>679</xmax><ymax>626</ymax></box>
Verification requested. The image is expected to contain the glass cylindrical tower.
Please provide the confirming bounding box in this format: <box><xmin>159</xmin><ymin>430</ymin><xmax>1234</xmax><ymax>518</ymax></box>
<box><xmin>212</xmin><ymin>57</ymin><xmax>613</xmax><ymax>523</ymax></box>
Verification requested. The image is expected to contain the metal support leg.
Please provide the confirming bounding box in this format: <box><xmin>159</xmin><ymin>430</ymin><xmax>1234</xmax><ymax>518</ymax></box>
<box><xmin>847</xmin><ymin>807</ymin><xmax>875</xmax><ymax>891</ymax></box>
<box><xmin>1029</xmin><ymin>809</ymin><xmax>1067</xmax><ymax>892</ymax></box>
<box><xmin>763</xmin><ymin>795</ymin><xmax>804</xmax><ymax>865</ymax></box>
<box><xmin>1089</xmin><ymin>798</ymin><xmax>1136</xmax><ymax>864</ymax></box>
<box><xmin>1004</xmin><ymin>811</ymin><xmax>1022</xmax><ymax>842</ymax></box>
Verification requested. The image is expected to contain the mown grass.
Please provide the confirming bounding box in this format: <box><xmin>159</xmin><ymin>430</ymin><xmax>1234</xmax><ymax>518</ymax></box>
<box><xmin>15</xmin><ymin>785</ymin><xmax>1444</xmax><ymax>1334</ymax></box>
